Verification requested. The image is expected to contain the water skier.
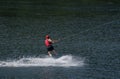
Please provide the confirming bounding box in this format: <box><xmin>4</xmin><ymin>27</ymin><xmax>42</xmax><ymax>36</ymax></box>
<box><xmin>45</xmin><ymin>35</ymin><xmax>59</xmax><ymax>57</ymax></box>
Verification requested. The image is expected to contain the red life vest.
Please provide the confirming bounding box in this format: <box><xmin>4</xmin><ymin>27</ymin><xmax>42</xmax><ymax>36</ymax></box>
<box><xmin>45</xmin><ymin>39</ymin><xmax>52</xmax><ymax>47</ymax></box>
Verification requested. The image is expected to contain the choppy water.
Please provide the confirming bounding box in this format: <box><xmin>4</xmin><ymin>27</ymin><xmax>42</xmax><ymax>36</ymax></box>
<box><xmin>0</xmin><ymin>55</ymin><xmax>84</xmax><ymax>67</ymax></box>
<box><xmin>0</xmin><ymin>1</ymin><xmax>120</xmax><ymax>79</ymax></box>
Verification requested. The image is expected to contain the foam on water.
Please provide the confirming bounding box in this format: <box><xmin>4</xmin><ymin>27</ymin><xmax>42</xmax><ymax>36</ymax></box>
<box><xmin>0</xmin><ymin>55</ymin><xmax>84</xmax><ymax>67</ymax></box>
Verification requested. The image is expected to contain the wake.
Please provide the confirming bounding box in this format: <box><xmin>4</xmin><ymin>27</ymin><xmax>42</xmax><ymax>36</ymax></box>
<box><xmin>0</xmin><ymin>55</ymin><xmax>84</xmax><ymax>67</ymax></box>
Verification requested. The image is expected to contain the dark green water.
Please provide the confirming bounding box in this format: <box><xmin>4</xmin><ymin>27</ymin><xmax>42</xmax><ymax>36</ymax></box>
<box><xmin>0</xmin><ymin>1</ymin><xmax>120</xmax><ymax>79</ymax></box>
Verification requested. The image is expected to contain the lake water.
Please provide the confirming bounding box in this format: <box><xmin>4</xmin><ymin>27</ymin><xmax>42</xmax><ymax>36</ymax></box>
<box><xmin>0</xmin><ymin>1</ymin><xmax>120</xmax><ymax>79</ymax></box>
